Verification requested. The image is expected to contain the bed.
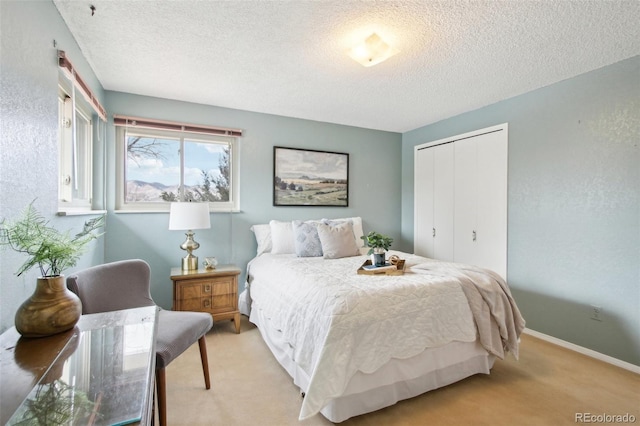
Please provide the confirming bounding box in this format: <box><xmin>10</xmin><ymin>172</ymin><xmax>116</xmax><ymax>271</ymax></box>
<box><xmin>239</xmin><ymin>217</ymin><xmax>525</xmax><ymax>423</ymax></box>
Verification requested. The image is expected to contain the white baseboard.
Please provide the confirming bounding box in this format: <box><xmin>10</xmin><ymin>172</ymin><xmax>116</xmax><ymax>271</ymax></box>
<box><xmin>523</xmin><ymin>328</ymin><xmax>640</xmax><ymax>374</ymax></box>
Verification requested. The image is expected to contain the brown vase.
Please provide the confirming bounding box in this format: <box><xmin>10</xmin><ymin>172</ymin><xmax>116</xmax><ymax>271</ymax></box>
<box><xmin>14</xmin><ymin>276</ymin><xmax>82</xmax><ymax>338</ymax></box>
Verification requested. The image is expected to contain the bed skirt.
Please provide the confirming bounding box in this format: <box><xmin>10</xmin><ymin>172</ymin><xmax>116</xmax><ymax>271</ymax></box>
<box><xmin>248</xmin><ymin>303</ymin><xmax>496</xmax><ymax>423</ymax></box>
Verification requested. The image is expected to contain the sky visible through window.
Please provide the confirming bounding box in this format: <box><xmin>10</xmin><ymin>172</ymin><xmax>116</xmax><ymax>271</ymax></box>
<box><xmin>126</xmin><ymin>137</ymin><xmax>225</xmax><ymax>186</ymax></box>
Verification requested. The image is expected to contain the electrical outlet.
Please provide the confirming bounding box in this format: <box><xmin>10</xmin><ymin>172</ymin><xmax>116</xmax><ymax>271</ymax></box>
<box><xmin>590</xmin><ymin>305</ymin><xmax>603</xmax><ymax>322</ymax></box>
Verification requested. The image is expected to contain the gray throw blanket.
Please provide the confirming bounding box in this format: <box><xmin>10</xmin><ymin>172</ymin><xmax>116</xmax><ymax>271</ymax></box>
<box><xmin>411</xmin><ymin>261</ymin><xmax>526</xmax><ymax>359</ymax></box>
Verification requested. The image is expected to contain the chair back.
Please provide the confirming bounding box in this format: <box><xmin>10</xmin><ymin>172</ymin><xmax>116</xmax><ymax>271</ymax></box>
<box><xmin>67</xmin><ymin>259</ymin><xmax>155</xmax><ymax>314</ymax></box>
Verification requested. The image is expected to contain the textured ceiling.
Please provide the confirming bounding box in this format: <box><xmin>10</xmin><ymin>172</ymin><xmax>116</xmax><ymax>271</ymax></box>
<box><xmin>53</xmin><ymin>0</ymin><xmax>640</xmax><ymax>133</ymax></box>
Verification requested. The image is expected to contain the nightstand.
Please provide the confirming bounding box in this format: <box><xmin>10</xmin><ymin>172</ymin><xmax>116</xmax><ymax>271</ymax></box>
<box><xmin>170</xmin><ymin>265</ymin><xmax>242</xmax><ymax>334</ymax></box>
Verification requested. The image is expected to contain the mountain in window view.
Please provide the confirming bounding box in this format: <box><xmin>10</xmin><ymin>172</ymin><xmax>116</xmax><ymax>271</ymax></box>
<box><xmin>126</xmin><ymin>180</ymin><xmax>184</xmax><ymax>202</ymax></box>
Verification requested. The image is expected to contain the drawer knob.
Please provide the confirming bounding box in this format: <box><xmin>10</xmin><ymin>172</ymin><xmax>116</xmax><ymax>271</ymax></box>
<box><xmin>203</xmin><ymin>299</ymin><xmax>211</xmax><ymax>308</ymax></box>
<box><xmin>204</xmin><ymin>284</ymin><xmax>211</xmax><ymax>293</ymax></box>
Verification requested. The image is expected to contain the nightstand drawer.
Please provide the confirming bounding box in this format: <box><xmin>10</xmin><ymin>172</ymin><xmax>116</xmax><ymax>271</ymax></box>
<box><xmin>211</xmin><ymin>292</ymin><xmax>234</xmax><ymax>314</ymax></box>
<box><xmin>180</xmin><ymin>296</ymin><xmax>212</xmax><ymax>312</ymax></box>
<box><xmin>177</xmin><ymin>293</ymin><xmax>234</xmax><ymax>313</ymax></box>
<box><xmin>211</xmin><ymin>277</ymin><xmax>234</xmax><ymax>296</ymax></box>
<box><xmin>178</xmin><ymin>282</ymin><xmax>208</xmax><ymax>300</ymax></box>
<box><xmin>177</xmin><ymin>277</ymin><xmax>234</xmax><ymax>301</ymax></box>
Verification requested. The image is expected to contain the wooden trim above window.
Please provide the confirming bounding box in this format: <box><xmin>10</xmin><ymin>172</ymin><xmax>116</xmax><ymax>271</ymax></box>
<box><xmin>113</xmin><ymin>115</ymin><xmax>243</xmax><ymax>137</ymax></box>
<box><xmin>58</xmin><ymin>50</ymin><xmax>107</xmax><ymax>121</ymax></box>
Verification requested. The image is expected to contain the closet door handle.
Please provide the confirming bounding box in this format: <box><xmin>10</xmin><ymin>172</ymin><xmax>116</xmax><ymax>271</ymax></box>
<box><xmin>472</xmin><ymin>230</ymin><xmax>477</xmax><ymax>242</ymax></box>
<box><xmin>433</xmin><ymin>228</ymin><xmax>436</xmax><ymax>238</ymax></box>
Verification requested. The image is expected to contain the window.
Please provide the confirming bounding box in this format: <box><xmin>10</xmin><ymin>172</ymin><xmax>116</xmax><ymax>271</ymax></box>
<box><xmin>58</xmin><ymin>85</ymin><xmax>93</xmax><ymax>211</ymax></box>
<box><xmin>116</xmin><ymin>124</ymin><xmax>240</xmax><ymax>212</ymax></box>
<box><xmin>56</xmin><ymin>51</ymin><xmax>106</xmax><ymax>215</ymax></box>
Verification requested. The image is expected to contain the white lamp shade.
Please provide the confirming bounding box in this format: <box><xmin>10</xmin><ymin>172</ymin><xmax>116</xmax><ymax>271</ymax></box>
<box><xmin>168</xmin><ymin>202</ymin><xmax>211</xmax><ymax>230</ymax></box>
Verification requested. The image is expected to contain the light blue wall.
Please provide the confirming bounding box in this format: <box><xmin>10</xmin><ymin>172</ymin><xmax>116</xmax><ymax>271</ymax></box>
<box><xmin>0</xmin><ymin>0</ymin><xmax>106</xmax><ymax>333</ymax></box>
<box><xmin>402</xmin><ymin>56</ymin><xmax>640</xmax><ymax>365</ymax></box>
<box><xmin>103</xmin><ymin>92</ymin><xmax>402</xmax><ymax>309</ymax></box>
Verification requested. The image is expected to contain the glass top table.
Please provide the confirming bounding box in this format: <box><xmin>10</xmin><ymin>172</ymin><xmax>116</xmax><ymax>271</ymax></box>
<box><xmin>1</xmin><ymin>306</ymin><xmax>158</xmax><ymax>425</ymax></box>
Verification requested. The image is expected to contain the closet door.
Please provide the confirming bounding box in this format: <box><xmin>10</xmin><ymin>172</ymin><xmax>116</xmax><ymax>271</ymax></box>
<box><xmin>454</xmin><ymin>130</ymin><xmax>507</xmax><ymax>279</ymax></box>
<box><xmin>475</xmin><ymin>131</ymin><xmax>507</xmax><ymax>278</ymax></box>
<box><xmin>453</xmin><ymin>138</ymin><xmax>478</xmax><ymax>266</ymax></box>
<box><xmin>415</xmin><ymin>123</ymin><xmax>507</xmax><ymax>277</ymax></box>
<box><xmin>414</xmin><ymin>147</ymin><xmax>434</xmax><ymax>257</ymax></box>
<box><xmin>414</xmin><ymin>143</ymin><xmax>454</xmax><ymax>261</ymax></box>
<box><xmin>433</xmin><ymin>143</ymin><xmax>454</xmax><ymax>261</ymax></box>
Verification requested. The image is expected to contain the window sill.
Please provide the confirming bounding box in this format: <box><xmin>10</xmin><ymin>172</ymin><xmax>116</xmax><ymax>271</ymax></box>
<box><xmin>57</xmin><ymin>209</ymin><xmax>107</xmax><ymax>217</ymax></box>
<box><xmin>114</xmin><ymin>209</ymin><xmax>242</xmax><ymax>214</ymax></box>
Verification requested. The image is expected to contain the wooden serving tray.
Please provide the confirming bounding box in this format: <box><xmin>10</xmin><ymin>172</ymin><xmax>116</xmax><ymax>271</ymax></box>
<box><xmin>357</xmin><ymin>259</ymin><xmax>405</xmax><ymax>276</ymax></box>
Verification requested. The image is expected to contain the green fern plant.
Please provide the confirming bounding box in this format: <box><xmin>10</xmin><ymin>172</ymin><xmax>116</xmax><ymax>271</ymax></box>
<box><xmin>0</xmin><ymin>201</ymin><xmax>104</xmax><ymax>277</ymax></box>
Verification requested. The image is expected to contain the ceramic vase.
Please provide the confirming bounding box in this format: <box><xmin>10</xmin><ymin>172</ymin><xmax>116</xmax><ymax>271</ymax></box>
<box><xmin>372</xmin><ymin>249</ymin><xmax>386</xmax><ymax>267</ymax></box>
<box><xmin>14</xmin><ymin>276</ymin><xmax>82</xmax><ymax>338</ymax></box>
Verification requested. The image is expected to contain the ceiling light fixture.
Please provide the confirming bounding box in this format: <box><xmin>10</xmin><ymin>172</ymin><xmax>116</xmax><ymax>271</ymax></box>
<box><xmin>348</xmin><ymin>33</ymin><xmax>399</xmax><ymax>67</ymax></box>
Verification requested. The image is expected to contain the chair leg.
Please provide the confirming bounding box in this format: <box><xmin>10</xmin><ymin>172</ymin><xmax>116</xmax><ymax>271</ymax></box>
<box><xmin>156</xmin><ymin>368</ymin><xmax>167</xmax><ymax>426</ymax></box>
<box><xmin>198</xmin><ymin>335</ymin><xmax>211</xmax><ymax>390</ymax></box>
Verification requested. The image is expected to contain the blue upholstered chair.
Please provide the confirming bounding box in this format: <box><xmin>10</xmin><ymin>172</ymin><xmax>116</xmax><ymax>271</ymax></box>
<box><xmin>67</xmin><ymin>259</ymin><xmax>213</xmax><ymax>426</ymax></box>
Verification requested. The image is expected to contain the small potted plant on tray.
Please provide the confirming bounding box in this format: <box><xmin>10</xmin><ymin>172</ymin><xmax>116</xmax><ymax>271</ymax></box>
<box><xmin>0</xmin><ymin>201</ymin><xmax>104</xmax><ymax>337</ymax></box>
<box><xmin>361</xmin><ymin>231</ymin><xmax>393</xmax><ymax>267</ymax></box>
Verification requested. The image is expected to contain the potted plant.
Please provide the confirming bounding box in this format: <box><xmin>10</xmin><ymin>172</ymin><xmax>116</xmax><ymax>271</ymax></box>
<box><xmin>0</xmin><ymin>201</ymin><xmax>104</xmax><ymax>337</ymax></box>
<box><xmin>361</xmin><ymin>231</ymin><xmax>393</xmax><ymax>267</ymax></box>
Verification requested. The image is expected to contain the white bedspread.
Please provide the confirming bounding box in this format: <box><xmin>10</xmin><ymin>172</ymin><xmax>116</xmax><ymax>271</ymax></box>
<box><xmin>245</xmin><ymin>251</ymin><xmax>524</xmax><ymax>420</ymax></box>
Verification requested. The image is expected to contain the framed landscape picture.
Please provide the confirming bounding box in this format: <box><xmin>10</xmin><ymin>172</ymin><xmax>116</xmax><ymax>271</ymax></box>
<box><xmin>273</xmin><ymin>146</ymin><xmax>349</xmax><ymax>207</ymax></box>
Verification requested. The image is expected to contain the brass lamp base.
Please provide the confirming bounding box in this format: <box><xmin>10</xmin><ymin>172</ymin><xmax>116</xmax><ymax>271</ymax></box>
<box><xmin>179</xmin><ymin>230</ymin><xmax>200</xmax><ymax>271</ymax></box>
<box><xmin>182</xmin><ymin>255</ymin><xmax>198</xmax><ymax>271</ymax></box>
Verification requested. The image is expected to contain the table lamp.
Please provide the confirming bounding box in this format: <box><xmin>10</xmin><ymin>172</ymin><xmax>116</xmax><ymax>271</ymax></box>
<box><xmin>169</xmin><ymin>202</ymin><xmax>211</xmax><ymax>270</ymax></box>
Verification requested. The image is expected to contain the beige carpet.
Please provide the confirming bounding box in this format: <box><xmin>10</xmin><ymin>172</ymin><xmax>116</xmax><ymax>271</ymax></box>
<box><xmin>165</xmin><ymin>316</ymin><xmax>639</xmax><ymax>426</ymax></box>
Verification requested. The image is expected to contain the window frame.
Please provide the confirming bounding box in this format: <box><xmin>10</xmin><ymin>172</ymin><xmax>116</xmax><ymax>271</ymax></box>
<box><xmin>57</xmin><ymin>82</ymin><xmax>94</xmax><ymax>213</ymax></box>
<box><xmin>115</xmin><ymin>126</ymin><xmax>240</xmax><ymax>213</ymax></box>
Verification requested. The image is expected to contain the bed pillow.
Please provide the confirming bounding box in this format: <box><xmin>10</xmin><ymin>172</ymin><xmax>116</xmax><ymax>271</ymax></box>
<box><xmin>317</xmin><ymin>221</ymin><xmax>361</xmax><ymax>259</ymax></box>
<box><xmin>292</xmin><ymin>220</ymin><xmax>323</xmax><ymax>257</ymax></box>
<box><xmin>341</xmin><ymin>216</ymin><xmax>365</xmax><ymax>248</ymax></box>
<box><xmin>250</xmin><ymin>223</ymin><xmax>272</xmax><ymax>256</ymax></box>
<box><xmin>322</xmin><ymin>217</ymin><xmax>365</xmax><ymax>248</ymax></box>
<box><xmin>270</xmin><ymin>220</ymin><xmax>295</xmax><ymax>254</ymax></box>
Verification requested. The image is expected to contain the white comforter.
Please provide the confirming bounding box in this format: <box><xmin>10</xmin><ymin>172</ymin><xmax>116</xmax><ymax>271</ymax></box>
<box><xmin>245</xmin><ymin>251</ymin><xmax>524</xmax><ymax>420</ymax></box>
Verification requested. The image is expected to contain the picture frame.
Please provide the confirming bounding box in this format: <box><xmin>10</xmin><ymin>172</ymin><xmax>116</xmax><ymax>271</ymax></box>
<box><xmin>273</xmin><ymin>146</ymin><xmax>349</xmax><ymax>207</ymax></box>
